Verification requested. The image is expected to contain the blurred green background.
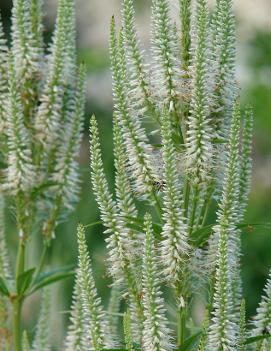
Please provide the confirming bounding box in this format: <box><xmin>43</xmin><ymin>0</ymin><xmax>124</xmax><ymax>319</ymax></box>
<box><xmin>1</xmin><ymin>0</ymin><xmax>271</xmax><ymax>348</ymax></box>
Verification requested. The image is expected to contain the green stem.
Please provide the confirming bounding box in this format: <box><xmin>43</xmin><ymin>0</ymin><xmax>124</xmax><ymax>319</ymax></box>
<box><xmin>183</xmin><ymin>178</ymin><xmax>190</xmax><ymax>220</ymax></box>
<box><xmin>15</xmin><ymin>239</ymin><xmax>26</xmax><ymax>289</ymax></box>
<box><xmin>196</xmin><ymin>191</ymin><xmax>212</xmax><ymax>229</ymax></box>
<box><xmin>12</xmin><ymin>298</ymin><xmax>23</xmax><ymax>351</ymax></box>
<box><xmin>172</xmin><ymin>109</ymin><xmax>184</xmax><ymax>145</ymax></box>
<box><xmin>180</xmin><ymin>0</ymin><xmax>192</xmax><ymax>130</ymax></box>
<box><xmin>201</xmin><ymin>201</ymin><xmax>211</xmax><ymax>228</ymax></box>
<box><xmin>151</xmin><ymin>190</ymin><xmax>162</xmax><ymax>221</ymax></box>
<box><xmin>207</xmin><ymin>273</ymin><xmax>216</xmax><ymax>314</ymax></box>
<box><xmin>176</xmin><ymin>283</ymin><xmax>188</xmax><ymax>347</ymax></box>
<box><xmin>189</xmin><ymin>187</ymin><xmax>200</xmax><ymax>235</ymax></box>
<box><xmin>180</xmin><ymin>0</ymin><xmax>192</xmax><ymax>72</ymax></box>
<box><xmin>200</xmin><ymin>186</ymin><xmax>214</xmax><ymax>228</ymax></box>
<box><xmin>13</xmin><ymin>238</ymin><xmax>26</xmax><ymax>351</ymax></box>
<box><xmin>32</xmin><ymin>244</ymin><xmax>49</xmax><ymax>284</ymax></box>
<box><xmin>178</xmin><ymin>306</ymin><xmax>186</xmax><ymax>346</ymax></box>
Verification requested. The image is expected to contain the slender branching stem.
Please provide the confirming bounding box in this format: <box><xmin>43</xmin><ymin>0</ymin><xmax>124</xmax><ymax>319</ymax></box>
<box><xmin>13</xmin><ymin>237</ymin><xmax>26</xmax><ymax>351</ymax></box>
<box><xmin>201</xmin><ymin>199</ymin><xmax>211</xmax><ymax>228</ymax></box>
<box><xmin>12</xmin><ymin>298</ymin><xmax>23</xmax><ymax>351</ymax></box>
<box><xmin>32</xmin><ymin>244</ymin><xmax>49</xmax><ymax>284</ymax></box>
<box><xmin>180</xmin><ymin>0</ymin><xmax>192</xmax><ymax>71</ymax></box>
<box><xmin>151</xmin><ymin>190</ymin><xmax>162</xmax><ymax>220</ymax></box>
<box><xmin>15</xmin><ymin>238</ymin><xmax>26</xmax><ymax>287</ymax></box>
<box><xmin>196</xmin><ymin>187</ymin><xmax>213</xmax><ymax>228</ymax></box>
<box><xmin>177</xmin><ymin>306</ymin><xmax>186</xmax><ymax>346</ymax></box>
<box><xmin>183</xmin><ymin>178</ymin><xmax>191</xmax><ymax>220</ymax></box>
<box><xmin>189</xmin><ymin>186</ymin><xmax>200</xmax><ymax>235</ymax></box>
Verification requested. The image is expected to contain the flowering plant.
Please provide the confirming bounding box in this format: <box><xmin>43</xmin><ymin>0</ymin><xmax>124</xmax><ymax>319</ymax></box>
<box><xmin>66</xmin><ymin>0</ymin><xmax>271</xmax><ymax>350</ymax></box>
<box><xmin>0</xmin><ymin>0</ymin><xmax>270</xmax><ymax>351</ymax></box>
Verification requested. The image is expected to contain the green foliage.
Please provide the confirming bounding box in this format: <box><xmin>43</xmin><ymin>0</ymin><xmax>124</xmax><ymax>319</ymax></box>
<box><xmin>28</xmin><ymin>265</ymin><xmax>75</xmax><ymax>295</ymax></box>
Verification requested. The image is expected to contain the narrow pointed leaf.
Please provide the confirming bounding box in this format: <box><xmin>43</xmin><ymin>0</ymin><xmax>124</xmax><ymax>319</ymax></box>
<box><xmin>29</xmin><ymin>265</ymin><xmax>75</xmax><ymax>294</ymax></box>
<box><xmin>190</xmin><ymin>224</ymin><xmax>214</xmax><ymax>247</ymax></box>
<box><xmin>0</xmin><ymin>277</ymin><xmax>9</xmax><ymax>296</ymax></box>
<box><xmin>245</xmin><ymin>334</ymin><xmax>271</xmax><ymax>345</ymax></box>
<box><xmin>178</xmin><ymin>332</ymin><xmax>202</xmax><ymax>351</ymax></box>
<box><xmin>17</xmin><ymin>268</ymin><xmax>35</xmax><ymax>295</ymax></box>
<box><xmin>124</xmin><ymin>215</ymin><xmax>162</xmax><ymax>236</ymax></box>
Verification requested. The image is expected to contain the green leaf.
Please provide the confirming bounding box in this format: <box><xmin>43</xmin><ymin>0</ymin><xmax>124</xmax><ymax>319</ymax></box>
<box><xmin>179</xmin><ymin>332</ymin><xmax>202</xmax><ymax>351</ymax></box>
<box><xmin>28</xmin><ymin>265</ymin><xmax>75</xmax><ymax>295</ymax></box>
<box><xmin>84</xmin><ymin>221</ymin><xmax>103</xmax><ymax>229</ymax></box>
<box><xmin>190</xmin><ymin>225</ymin><xmax>213</xmax><ymax>248</ymax></box>
<box><xmin>237</xmin><ymin>222</ymin><xmax>271</xmax><ymax>232</ymax></box>
<box><xmin>212</xmin><ymin>137</ymin><xmax>227</xmax><ymax>144</ymax></box>
<box><xmin>30</xmin><ymin>181</ymin><xmax>59</xmax><ymax>199</ymax></box>
<box><xmin>245</xmin><ymin>334</ymin><xmax>271</xmax><ymax>345</ymax></box>
<box><xmin>85</xmin><ymin>217</ymin><xmax>162</xmax><ymax>237</ymax></box>
<box><xmin>0</xmin><ymin>276</ymin><xmax>10</xmax><ymax>296</ymax></box>
<box><xmin>0</xmin><ymin>158</ymin><xmax>8</xmax><ymax>169</ymax></box>
<box><xmin>17</xmin><ymin>268</ymin><xmax>36</xmax><ymax>295</ymax></box>
<box><xmin>125</xmin><ymin>220</ymin><xmax>145</xmax><ymax>235</ymax></box>
<box><xmin>190</xmin><ymin>222</ymin><xmax>271</xmax><ymax>248</ymax></box>
<box><xmin>151</xmin><ymin>143</ymin><xmax>163</xmax><ymax>148</ymax></box>
<box><xmin>124</xmin><ymin>216</ymin><xmax>162</xmax><ymax>236</ymax></box>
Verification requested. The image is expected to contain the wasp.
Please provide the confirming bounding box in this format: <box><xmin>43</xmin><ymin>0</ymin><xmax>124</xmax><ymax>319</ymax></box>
<box><xmin>153</xmin><ymin>180</ymin><xmax>166</xmax><ymax>192</ymax></box>
<box><xmin>262</xmin><ymin>327</ymin><xmax>270</xmax><ymax>335</ymax></box>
